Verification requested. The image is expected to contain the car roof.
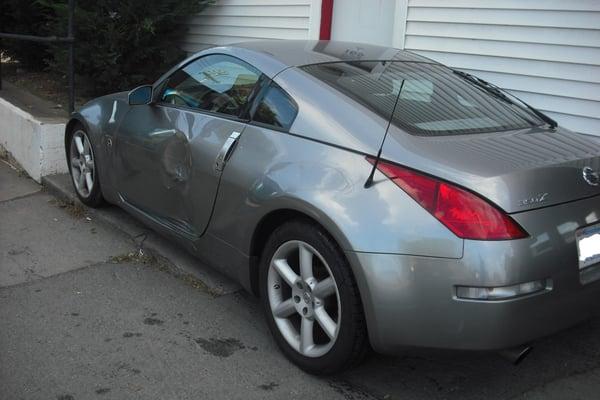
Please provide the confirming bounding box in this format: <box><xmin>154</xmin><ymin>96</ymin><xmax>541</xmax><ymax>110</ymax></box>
<box><xmin>186</xmin><ymin>40</ymin><xmax>435</xmax><ymax>79</ymax></box>
<box><xmin>232</xmin><ymin>40</ymin><xmax>433</xmax><ymax>66</ymax></box>
<box><xmin>154</xmin><ymin>40</ymin><xmax>438</xmax><ymax>93</ymax></box>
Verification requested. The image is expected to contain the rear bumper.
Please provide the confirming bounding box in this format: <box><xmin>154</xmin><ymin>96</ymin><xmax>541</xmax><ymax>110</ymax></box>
<box><xmin>347</xmin><ymin>195</ymin><xmax>600</xmax><ymax>353</ymax></box>
<box><xmin>347</xmin><ymin>251</ymin><xmax>600</xmax><ymax>353</ymax></box>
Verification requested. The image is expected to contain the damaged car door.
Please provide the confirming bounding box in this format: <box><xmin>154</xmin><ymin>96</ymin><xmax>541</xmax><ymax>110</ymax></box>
<box><xmin>114</xmin><ymin>54</ymin><xmax>261</xmax><ymax>239</ymax></box>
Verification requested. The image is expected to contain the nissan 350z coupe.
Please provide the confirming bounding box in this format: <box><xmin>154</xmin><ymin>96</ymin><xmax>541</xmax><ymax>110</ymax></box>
<box><xmin>65</xmin><ymin>40</ymin><xmax>600</xmax><ymax>374</ymax></box>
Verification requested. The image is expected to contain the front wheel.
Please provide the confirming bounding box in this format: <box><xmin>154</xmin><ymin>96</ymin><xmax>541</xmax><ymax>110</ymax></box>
<box><xmin>259</xmin><ymin>220</ymin><xmax>368</xmax><ymax>374</ymax></box>
<box><xmin>68</xmin><ymin>126</ymin><xmax>105</xmax><ymax>207</ymax></box>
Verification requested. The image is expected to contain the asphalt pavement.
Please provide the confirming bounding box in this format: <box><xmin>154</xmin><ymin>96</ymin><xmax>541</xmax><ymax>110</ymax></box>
<box><xmin>1</xmin><ymin>159</ymin><xmax>600</xmax><ymax>400</ymax></box>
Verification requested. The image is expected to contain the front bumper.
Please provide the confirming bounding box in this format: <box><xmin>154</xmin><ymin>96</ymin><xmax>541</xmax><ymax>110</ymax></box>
<box><xmin>347</xmin><ymin>195</ymin><xmax>600</xmax><ymax>354</ymax></box>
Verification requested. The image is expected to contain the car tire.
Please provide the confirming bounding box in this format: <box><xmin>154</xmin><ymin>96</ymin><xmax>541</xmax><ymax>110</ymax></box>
<box><xmin>67</xmin><ymin>124</ymin><xmax>105</xmax><ymax>208</ymax></box>
<box><xmin>259</xmin><ymin>219</ymin><xmax>369</xmax><ymax>374</ymax></box>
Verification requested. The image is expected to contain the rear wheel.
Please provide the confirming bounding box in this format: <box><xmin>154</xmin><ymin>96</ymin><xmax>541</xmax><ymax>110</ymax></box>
<box><xmin>259</xmin><ymin>220</ymin><xmax>368</xmax><ymax>374</ymax></box>
<box><xmin>68</xmin><ymin>126</ymin><xmax>105</xmax><ymax>207</ymax></box>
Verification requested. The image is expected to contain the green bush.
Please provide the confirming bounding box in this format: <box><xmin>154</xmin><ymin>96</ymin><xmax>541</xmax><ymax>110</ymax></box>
<box><xmin>39</xmin><ymin>0</ymin><xmax>213</xmax><ymax>96</ymax></box>
<box><xmin>0</xmin><ymin>0</ymin><xmax>49</xmax><ymax>70</ymax></box>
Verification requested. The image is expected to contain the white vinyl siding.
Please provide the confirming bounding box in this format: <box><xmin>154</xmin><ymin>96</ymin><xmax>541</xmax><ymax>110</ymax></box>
<box><xmin>400</xmin><ymin>0</ymin><xmax>600</xmax><ymax>135</ymax></box>
<box><xmin>182</xmin><ymin>0</ymin><xmax>315</xmax><ymax>53</ymax></box>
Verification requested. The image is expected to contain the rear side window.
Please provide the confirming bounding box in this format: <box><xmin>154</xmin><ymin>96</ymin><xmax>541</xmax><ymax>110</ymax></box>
<box><xmin>251</xmin><ymin>83</ymin><xmax>298</xmax><ymax>131</ymax></box>
<box><xmin>301</xmin><ymin>61</ymin><xmax>542</xmax><ymax>136</ymax></box>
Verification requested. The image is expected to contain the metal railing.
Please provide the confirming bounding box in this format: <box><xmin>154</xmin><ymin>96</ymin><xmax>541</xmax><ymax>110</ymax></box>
<box><xmin>0</xmin><ymin>0</ymin><xmax>75</xmax><ymax>113</ymax></box>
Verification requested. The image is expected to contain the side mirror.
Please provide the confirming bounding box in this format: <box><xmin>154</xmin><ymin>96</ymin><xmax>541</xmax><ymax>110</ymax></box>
<box><xmin>128</xmin><ymin>85</ymin><xmax>153</xmax><ymax>105</ymax></box>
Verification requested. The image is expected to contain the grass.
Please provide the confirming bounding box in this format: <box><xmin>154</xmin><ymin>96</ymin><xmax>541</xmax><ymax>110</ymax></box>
<box><xmin>0</xmin><ymin>147</ymin><xmax>29</xmax><ymax>178</ymax></box>
<box><xmin>109</xmin><ymin>249</ymin><xmax>221</xmax><ymax>297</ymax></box>
<box><xmin>47</xmin><ymin>198</ymin><xmax>87</xmax><ymax>219</ymax></box>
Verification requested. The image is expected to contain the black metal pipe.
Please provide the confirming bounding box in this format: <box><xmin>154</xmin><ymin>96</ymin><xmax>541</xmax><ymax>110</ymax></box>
<box><xmin>0</xmin><ymin>33</ymin><xmax>74</xmax><ymax>43</ymax></box>
<box><xmin>67</xmin><ymin>0</ymin><xmax>75</xmax><ymax>113</ymax></box>
<box><xmin>0</xmin><ymin>38</ymin><xmax>3</xmax><ymax>90</ymax></box>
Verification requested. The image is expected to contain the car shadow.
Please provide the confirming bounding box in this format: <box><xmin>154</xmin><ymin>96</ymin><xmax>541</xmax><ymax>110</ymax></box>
<box><xmin>336</xmin><ymin>316</ymin><xmax>600</xmax><ymax>399</ymax></box>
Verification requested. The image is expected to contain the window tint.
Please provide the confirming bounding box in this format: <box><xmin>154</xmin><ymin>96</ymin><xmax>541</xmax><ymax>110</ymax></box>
<box><xmin>161</xmin><ymin>55</ymin><xmax>260</xmax><ymax>117</ymax></box>
<box><xmin>301</xmin><ymin>61</ymin><xmax>542</xmax><ymax>136</ymax></box>
<box><xmin>398</xmin><ymin>79</ymin><xmax>433</xmax><ymax>102</ymax></box>
<box><xmin>251</xmin><ymin>83</ymin><xmax>298</xmax><ymax>130</ymax></box>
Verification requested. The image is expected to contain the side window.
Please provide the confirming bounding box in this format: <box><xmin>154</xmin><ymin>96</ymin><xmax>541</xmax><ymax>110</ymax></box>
<box><xmin>251</xmin><ymin>83</ymin><xmax>298</xmax><ymax>131</ymax></box>
<box><xmin>160</xmin><ymin>55</ymin><xmax>260</xmax><ymax>117</ymax></box>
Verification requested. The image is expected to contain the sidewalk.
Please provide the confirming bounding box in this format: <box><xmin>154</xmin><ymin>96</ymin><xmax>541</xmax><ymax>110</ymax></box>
<box><xmin>2</xmin><ymin>159</ymin><xmax>600</xmax><ymax>400</ymax></box>
<box><xmin>0</xmin><ymin>160</ymin><xmax>365</xmax><ymax>400</ymax></box>
<box><xmin>42</xmin><ymin>172</ymin><xmax>240</xmax><ymax>296</ymax></box>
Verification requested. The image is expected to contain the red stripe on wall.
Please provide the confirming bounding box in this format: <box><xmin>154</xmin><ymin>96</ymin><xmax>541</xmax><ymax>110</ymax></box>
<box><xmin>319</xmin><ymin>0</ymin><xmax>334</xmax><ymax>40</ymax></box>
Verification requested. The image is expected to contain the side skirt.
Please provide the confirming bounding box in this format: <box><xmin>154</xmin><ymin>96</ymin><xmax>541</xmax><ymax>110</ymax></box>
<box><xmin>118</xmin><ymin>194</ymin><xmax>251</xmax><ymax>290</ymax></box>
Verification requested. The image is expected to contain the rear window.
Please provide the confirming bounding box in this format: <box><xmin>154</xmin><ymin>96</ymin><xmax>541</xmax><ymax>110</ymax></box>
<box><xmin>301</xmin><ymin>61</ymin><xmax>542</xmax><ymax>136</ymax></box>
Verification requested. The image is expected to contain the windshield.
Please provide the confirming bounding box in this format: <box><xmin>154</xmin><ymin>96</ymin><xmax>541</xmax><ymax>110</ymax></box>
<box><xmin>301</xmin><ymin>61</ymin><xmax>543</xmax><ymax>136</ymax></box>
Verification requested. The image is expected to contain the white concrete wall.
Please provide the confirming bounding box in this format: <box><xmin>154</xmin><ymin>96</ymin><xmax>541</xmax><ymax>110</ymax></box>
<box><xmin>182</xmin><ymin>0</ymin><xmax>321</xmax><ymax>53</ymax></box>
<box><xmin>0</xmin><ymin>97</ymin><xmax>67</xmax><ymax>182</ymax></box>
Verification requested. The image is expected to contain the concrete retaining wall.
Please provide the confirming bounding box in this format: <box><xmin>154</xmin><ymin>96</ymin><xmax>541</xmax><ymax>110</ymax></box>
<box><xmin>0</xmin><ymin>96</ymin><xmax>67</xmax><ymax>183</ymax></box>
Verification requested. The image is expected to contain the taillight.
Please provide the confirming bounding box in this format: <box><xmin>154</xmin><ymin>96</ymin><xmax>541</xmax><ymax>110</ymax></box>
<box><xmin>368</xmin><ymin>157</ymin><xmax>528</xmax><ymax>240</ymax></box>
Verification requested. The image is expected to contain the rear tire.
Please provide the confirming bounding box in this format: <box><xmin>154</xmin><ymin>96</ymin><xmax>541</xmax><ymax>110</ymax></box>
<box><xmin>259</xmin><ymin>219</ymin><xmax>368</xmax><ymax>374</ymax></box>
<box><xmin>67</xmin><ymin>125</ymin><xmax>105</xmax><ymax>208</ymax></box>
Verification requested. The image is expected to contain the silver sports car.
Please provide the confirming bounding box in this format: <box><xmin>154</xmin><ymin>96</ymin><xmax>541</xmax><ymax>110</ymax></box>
<box><xmin>66</xmin><ymin>40</ymin><xmax>600</xmax><ymax>374</ymax></box>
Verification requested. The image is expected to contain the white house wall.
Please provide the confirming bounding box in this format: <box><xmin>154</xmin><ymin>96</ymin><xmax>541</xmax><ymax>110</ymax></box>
<box><xmin>331</xmin><ymin>0</ymin><xmax>397</xmax><ymax>46</ymax></box>
<box><xmin>181</xmin><ymin>0</ymin><xmax>317</xmax><ymax>53</ymax></box>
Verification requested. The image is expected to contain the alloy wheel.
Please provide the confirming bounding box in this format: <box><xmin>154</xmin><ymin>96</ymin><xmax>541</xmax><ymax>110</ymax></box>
<box><xmin>267</xmin><ymin>240</ymin><xmax>341</xmax><ymax>358</ymax></box>
<box><xmin>69</xmin><ymin>130</ymin><xmax>96</xmax><ymax>198</ymax></box>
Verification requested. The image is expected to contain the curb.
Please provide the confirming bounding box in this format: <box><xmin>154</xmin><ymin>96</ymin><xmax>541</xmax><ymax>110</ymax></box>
<box><xmin>42</xmin><ymin>173</ymin><xmax>241</xmax><ymax>296</ymax></box>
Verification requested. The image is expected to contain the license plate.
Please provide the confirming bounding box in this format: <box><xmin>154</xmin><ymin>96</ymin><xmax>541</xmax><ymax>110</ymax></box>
<box><xmin>576</xmin><ymin>223</ymin><xmax>600</xmax><ymax>270</ymax></box>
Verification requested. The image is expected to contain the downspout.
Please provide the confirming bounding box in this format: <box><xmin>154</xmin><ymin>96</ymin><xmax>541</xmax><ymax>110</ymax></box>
<box><xmin>319</xmin><ymin>0</ymin><xmax>334</xmax><ymax>40</ymax></box>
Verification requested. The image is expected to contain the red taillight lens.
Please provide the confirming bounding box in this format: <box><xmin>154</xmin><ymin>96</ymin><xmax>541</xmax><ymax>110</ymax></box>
<box><xmin>369</xmin><ymin>158</ymin><xmax>528</xmax><ymax>240</ymax></box>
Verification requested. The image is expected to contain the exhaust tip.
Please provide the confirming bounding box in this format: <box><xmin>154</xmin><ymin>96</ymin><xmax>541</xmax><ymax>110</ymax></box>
<box><xmin>498</xmin><ymin>345</ymin><xmax>533</xmax><ymax>365</ymax></box>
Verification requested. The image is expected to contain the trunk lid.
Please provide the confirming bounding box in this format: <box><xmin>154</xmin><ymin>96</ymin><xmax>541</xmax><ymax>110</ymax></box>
<box><xmin>381</xmin><ymin>126</ymin><xmax>600</xmax><ymax>213</ymax></box>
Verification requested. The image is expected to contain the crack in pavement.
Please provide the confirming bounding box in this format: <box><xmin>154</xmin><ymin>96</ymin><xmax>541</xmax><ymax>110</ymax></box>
<box><xmin>0</xmin><ymin>190</ymin><xmax>41</xmax><ymax>205</ymax></box>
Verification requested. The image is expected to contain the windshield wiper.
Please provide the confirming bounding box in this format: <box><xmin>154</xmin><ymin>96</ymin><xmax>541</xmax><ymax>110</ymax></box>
<box><xmin>452</xmin><ymin>70</ymin><xmax>532</xmax><ymax>126</ymax></box>
<box><xmin>452</xmin><ymin>70</ymin><xmax>557</xmax><ymax>129</ymax></box>
<box><xmin>453</xmin><ymin>70</ymin><xmax>514</xmax><ymax>104</ymax></box>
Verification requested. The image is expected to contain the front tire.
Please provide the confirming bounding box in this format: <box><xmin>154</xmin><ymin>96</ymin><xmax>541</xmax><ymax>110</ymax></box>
<box><xmin>68</xmin><ymin>126</ymin><xmax>105</xmax><ymax>207</ymax></box>
<box><xmin>259</xmin><ymin>219</ymin><xmax>368</xmax><ymax>374</ymax></box>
